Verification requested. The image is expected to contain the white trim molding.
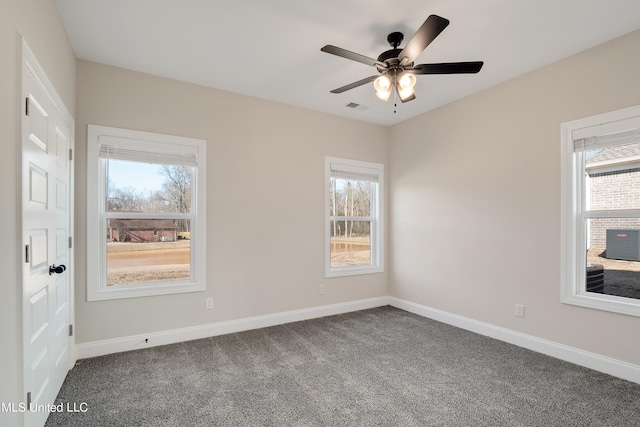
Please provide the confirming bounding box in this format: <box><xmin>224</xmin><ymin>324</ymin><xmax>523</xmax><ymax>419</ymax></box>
<box><xmin>75</xmin><ymin>296</ymin><xmax>640</xmax><ymax>385</ymax></box>
<box><xmin>76</xmin><ymin>297</ymin><xmax>389</xmax><ymax>359</ymax></box>
<box><xmin>561</xmin><ymin>104</ymin><xmax>640</xmax><ymax>317</ymax></box>
<box><xmin>86</xmin><ymin>125</ymin><xmax>207</xmax><ymax>301</ymax></box>
<box><xmin>325</xmin><ymin>156</ymin><xmax>384</xmax><ymax>278</ymax></box>
<box><xmin>388</xmin><ymin>297</ymin><xmax>640</xmax><ymax>385</ymax></box>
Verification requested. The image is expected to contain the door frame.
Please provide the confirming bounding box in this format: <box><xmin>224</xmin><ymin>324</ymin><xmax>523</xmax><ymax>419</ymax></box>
<box><xmin>19</xmin><ymin>37</ymin><xmax>76</xmax><ymax>421</ymax></box>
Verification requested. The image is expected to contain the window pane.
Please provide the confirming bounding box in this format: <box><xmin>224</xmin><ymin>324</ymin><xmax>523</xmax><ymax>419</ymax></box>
<box><xmin>329</xmin><ymin>178</ymin><xmax>371</xmax><ymax>217</ymax></box>
<box><xmin>586</xmin><ymin>142</ymin><xmax>640</xmax><ymax>210</ymax></box>
<box><xmin>106</xmin><ymin>218</ymin><xmax>191</xmax><ymax>286</ymax></box>
<box><xmin>584</xmin><ymin>142</ymin><xmax>640</xmax><ymax>299</ymax></box>
<box><xmin>330</xmin><ymin>220</ymin><xmax>371</xmax><ymax>267</ymax></box>
<box><xmin>107</xmin><ymin>159</ymin><xmax>192</xmax><ymax>214</ymax></box>
<box><xmin>586</xmin><ymin>218</ymin><xmax>640</xmax><ymax>300</ymax></box>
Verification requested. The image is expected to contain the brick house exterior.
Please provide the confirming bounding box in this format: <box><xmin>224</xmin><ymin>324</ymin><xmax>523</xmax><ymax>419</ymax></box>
<box><xmin>586</xmin><ymin>143</ymin><xmax>640</xmax><ymax>251</ymax></box>
<box><xmin>108</xmin><ymin>218</ymin><xmax>178</xmax><ymax>243</ymax></box>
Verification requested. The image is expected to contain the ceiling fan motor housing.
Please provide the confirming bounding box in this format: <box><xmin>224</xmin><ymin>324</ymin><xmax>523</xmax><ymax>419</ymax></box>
<box><xmin>377</xmin><ymin>32</ymin><xmax>415</xmax><ymax>73</ymax></box>
<box><xmin>376</xmin><ymin>48</ymin><xmax>411</xmax><ymax>73</ymax></box>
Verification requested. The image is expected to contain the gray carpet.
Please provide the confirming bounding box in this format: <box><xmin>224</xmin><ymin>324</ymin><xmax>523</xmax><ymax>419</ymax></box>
<box><xmin>46</xmin><ymin>306</ymin><xmax>640</xmax><ymax>426</ymax></box>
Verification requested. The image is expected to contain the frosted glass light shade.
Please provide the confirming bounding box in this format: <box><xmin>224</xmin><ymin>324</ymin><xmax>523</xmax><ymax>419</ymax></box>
<box><xmin>398</xmin><ymin>71</ymin><xmax>416</xmax><ymax>90</ymax></box>
<box><xmin>374</xmin><ymin>75</ymin><xmax>392</xmax><ymax>101</ymax></box>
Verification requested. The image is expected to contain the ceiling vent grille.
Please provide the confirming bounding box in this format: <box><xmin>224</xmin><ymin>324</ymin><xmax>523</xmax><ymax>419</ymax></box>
<box><xmin>345</xmin><ymin>103</ymin><xmax>369</xmax><ymax>111</ymax></box>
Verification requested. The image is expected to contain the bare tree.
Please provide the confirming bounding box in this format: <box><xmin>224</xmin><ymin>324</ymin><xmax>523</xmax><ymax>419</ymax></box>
<box><xmin>331</xmin><ymin>178</ymin><xmax>372</xmax><ymax>238</ymax></box>
<box><xmin>158</xmin><ymin>165</ymin><xmax>192</xmax><ymax>231</ymax></box>
<box><xmin>158</xmin><ymin>166</ymin><xmax>191</xmax><ymax>212</ymax></box>
<box><xmin>107</xmin><ymin>185</ymin><xmax>144</xmax><ymax>212</ymax></box>
<box><xmin>343</xmin><ymin>181</ymin><xmax>350</xmax><ymax>238</ymax></box>
<box><xmin>332</xmin><ymin>178</ymin><xmax>337</xmax><ymax>237</ymax></box>
<box><xmin>140</xmin><ymin>189</ymin><xmax>169</xmax><ymax>212</ymax></box>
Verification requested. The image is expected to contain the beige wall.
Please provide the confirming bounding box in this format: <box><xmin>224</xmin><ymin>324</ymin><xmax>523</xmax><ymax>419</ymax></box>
<box><xmin>4</xmin><ymin>3</ymin><xmax>640</xmax><ymax>417</ymax></box>
<box><xmin>389</xmin><ymin>29</ymin><xmax>640</xmax><ymax>366</ymax></box>
<box><xmin>74</xmin><ymin>60</ymin><xmax>389</xmax><ymax>343</ymax></box>
<box><xmin>0</xmin><ymin>0</ymin><xmax>76</xmax><ymax>423</ymax></box>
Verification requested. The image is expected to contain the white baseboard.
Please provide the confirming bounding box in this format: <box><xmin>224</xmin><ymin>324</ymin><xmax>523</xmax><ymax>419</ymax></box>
<box><xmin>388</xmin><ymin>297</ymin><xmax>640</xmax><ymax>384</ymax></box>
<box><xmin>76</xmin><ymin>295</ymin><xmax>640</xmax><ymax>384</ymax></box>
<box><xmin>76</xmin><ymin>296</ymin><xmax>390</xmax><ymax>360</ymax></box>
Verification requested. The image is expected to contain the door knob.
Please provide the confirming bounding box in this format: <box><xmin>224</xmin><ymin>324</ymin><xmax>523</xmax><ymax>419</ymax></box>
<box><xmin>49</xmin><ymin>264</ymin><xmax>66</xmax><ymax>275</ymax></box>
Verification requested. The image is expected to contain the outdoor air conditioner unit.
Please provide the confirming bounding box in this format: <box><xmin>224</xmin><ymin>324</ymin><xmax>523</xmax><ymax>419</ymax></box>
<box><xmin>606</xmin><ymin>229</ymin><xmax>640</xmax><ymax>261</ymax></box>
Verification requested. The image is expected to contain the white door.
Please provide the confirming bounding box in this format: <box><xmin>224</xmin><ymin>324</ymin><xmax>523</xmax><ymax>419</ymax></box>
<box><xmin>21</xmin><ymin>42</ymin><xmax>74</xmax><ymax>427</ymax></box>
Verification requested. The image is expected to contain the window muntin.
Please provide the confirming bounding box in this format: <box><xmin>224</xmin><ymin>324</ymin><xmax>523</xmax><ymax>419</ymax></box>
<box><xmin>87</xmin><ymin>125</ymin><xmax>206</xmax><ymax>300</ymax></box>
<box><xmin>561</xmin><ymin>105</ymin><xmax>640</xmax><ymax>316</ymax></box>
<box><xmin>326</xmin><ymin>157</ymin><xmax>383</xmax><ymax>277</ymax></box>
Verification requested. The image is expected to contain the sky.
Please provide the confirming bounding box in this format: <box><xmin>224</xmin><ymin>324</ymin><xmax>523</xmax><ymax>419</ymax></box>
<box><xmin>107</xmin><ymin>159</ymin><xmax>166</xmax><ymax>193</ymax></box>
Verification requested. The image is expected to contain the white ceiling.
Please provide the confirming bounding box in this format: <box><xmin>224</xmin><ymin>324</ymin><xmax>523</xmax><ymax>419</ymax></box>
<box><xmin>54</xmin><ymin>0</ymin><xmax>640</xmax><ymax>126</ymax></box>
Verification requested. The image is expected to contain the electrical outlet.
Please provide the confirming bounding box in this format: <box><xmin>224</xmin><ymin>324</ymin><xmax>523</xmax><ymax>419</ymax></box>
<box><xmin>319</xmin><ymin>284</ymin><xmax>326</xmax><ymax>295</ymax></box>
<box><xmin>205</xmin><ymin>297</ymin><xmax>214</xmax><ymax>310</ymax></box>
<box><xmin>515</xmin><ymin>304</ymin><xmax>525</xmax><ymax>318</ymax></box>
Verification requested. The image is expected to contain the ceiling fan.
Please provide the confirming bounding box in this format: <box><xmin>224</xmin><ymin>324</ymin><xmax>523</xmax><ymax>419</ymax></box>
<box><xmin>321</xmin><ymin>14</ymin><xmax>484</xmax><ymax>103</ymax></box>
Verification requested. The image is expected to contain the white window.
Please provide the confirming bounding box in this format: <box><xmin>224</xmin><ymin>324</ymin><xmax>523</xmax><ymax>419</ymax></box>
<box><xmin>87</xmin><ymin>125</ymin><xmax>206</xmax><ymax>301</ymax></box>
<box><xmin>325</xmin><ymin>157</ymin><xmax>384</xmax><ymax>277</ymax></box>
<box><xmin>561</xmin><ymin>105</ymin><xmax>640</xmax><ymax>316</ymax></box>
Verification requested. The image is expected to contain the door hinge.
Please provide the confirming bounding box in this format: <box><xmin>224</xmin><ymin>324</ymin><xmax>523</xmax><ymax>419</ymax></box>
<box><xmin>25</xmin><ymin>97</ymin><xmax>30</xmax><ymax>116</ymax></box>
<box><xmin>25</xmin><ymin>244</ymin><xmax>30</xmax><ymax>263</ymax></box>
<box><xmin>69</xmin><ymin>148</ymin><xmax>73</xmax><ymax>161</ymax></box>
<box><xmin>69</xmin><ymin>236</ymin><xmax>73</xmax><ymax>249</ymax></box>
<box><xmin>26</xmin><ymin>391</ymin><xmax>31</xmax><ymax>408</ymax></box>
<box><xmin>69</xmin><ymin>324</ymin><xmax>73</xmax><ymax>337</ymax></box>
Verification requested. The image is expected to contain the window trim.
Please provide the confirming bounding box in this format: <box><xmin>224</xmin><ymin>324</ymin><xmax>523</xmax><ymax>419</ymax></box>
<box><xmin>86</xmin><ymin>125</ymin><xmax>206</xmax><ymax>301</ymax></box>
<box><xmin>325</xmin><ymin>156</ymin><xmax>384</xmax><ymax>278</ymax></box>
<box><xmin>561</xmin><ymin>104</ymin><xmax>640</xmax><ymax>317</ymax></box>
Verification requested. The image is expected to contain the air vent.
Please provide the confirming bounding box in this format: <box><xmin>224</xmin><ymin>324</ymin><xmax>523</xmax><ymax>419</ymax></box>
<box><xmin>344</xmin><ymin>103</ymin><xmax>369</xmax><ymax>111</ymax></box>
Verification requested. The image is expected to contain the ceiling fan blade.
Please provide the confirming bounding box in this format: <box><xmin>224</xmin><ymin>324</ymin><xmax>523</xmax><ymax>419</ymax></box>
<box><xmin>330</xmin><ymin>75</ymin><xmax>379</xmax><ymax>94</ymax></box>
<box><xmin>321</xmin><ymin>45</ymin><xmax>387</xmax><ymax>69</ymax></box>
<box><xmin>412</xmin><ymin>61</ymin><xmax>484</xmax><ymax>74</ymax></box>
<box><xmin>398</xmin><ymin>15</ymin><xmax>450</xmax><ymax>66</ymax></box>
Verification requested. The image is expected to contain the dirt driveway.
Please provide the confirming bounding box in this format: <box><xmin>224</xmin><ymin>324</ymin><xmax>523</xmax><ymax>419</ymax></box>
<box><xmin>107</xmin><ymin>241</ymin><xmax>190</xmax><ymax>286</ymax></box>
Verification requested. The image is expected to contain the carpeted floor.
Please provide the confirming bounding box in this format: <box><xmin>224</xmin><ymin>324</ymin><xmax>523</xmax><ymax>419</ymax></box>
<box><xmin>46</xmin><ymin>306</ymin><xmax>640</xmax><ymax>426</ymax></box>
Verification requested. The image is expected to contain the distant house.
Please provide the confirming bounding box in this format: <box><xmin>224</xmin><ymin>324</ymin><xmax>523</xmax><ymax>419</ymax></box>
<box><xmin>108</xmin><ymin>219</ymin><xmax>178</xmax><ymax>243</ymax></box>
<box><xmin>586</xmin><ymin>142</ymin><xmax>640</xmax><ymax>250</ymax></box>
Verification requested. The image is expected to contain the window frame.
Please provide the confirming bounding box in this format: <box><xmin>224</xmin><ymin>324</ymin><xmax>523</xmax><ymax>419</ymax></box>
<box><xmin>325</xmin><ymin>156</ymin><xmax>384</xmax><ymax>278</ymax></box>
<box><xmin>86</xmin><ymin>125</ymin><xmax>206</xmax><ymax>301</ymax></box>
<box><xmin>561</xmin><ymin>104</ymin><xmax>640</xmax><ymax>317</ymax></box>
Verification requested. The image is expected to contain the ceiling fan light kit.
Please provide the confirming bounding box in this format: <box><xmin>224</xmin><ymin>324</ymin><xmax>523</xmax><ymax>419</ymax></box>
<box><xmin>398</xmin><ymin>71</ymin><xmax>416</xmax><ymax>90</ymax></box>
<box><xmin>397</xmin><ymin>71</ymin><xmax>416</xmax><ymax>101</ymax></box>
<box><xmin>397</xmin><ymin>85</ymin><xmax>415</xmax><ymax>102</ymax></box>
<box><xmin>374</xmin><ymin>75</ymin><xmax>392</xmax><ymax>100</ymax></box>
<box><xmin>321</xmin><ymin>14</ymin><xmax>484</xmax><ymax>106</ymax></box>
